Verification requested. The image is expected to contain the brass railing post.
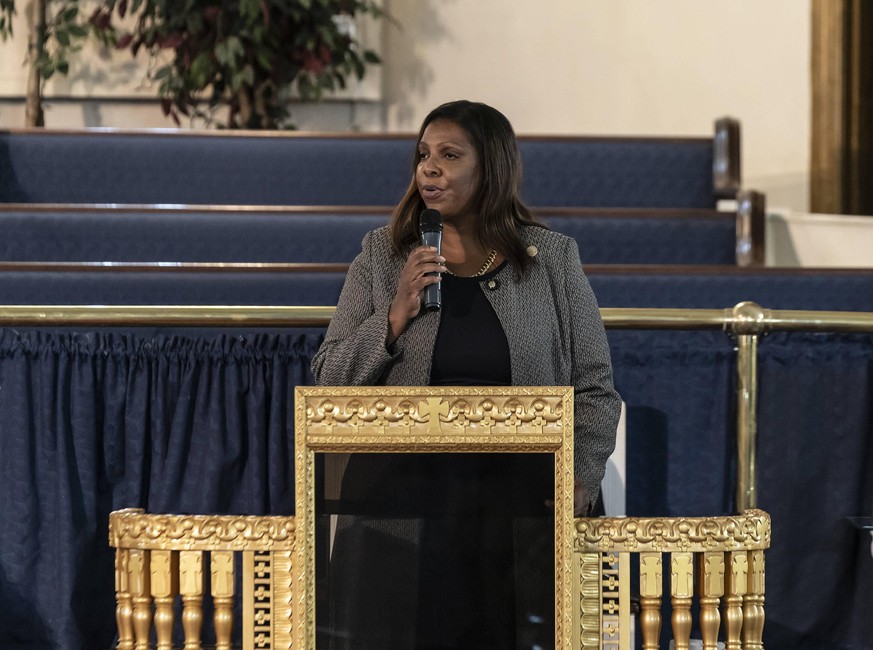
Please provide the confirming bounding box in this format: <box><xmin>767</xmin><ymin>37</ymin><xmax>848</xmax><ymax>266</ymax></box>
<box><xmin>726</xmin><ymin>302</ymin><xmax>768</xmax><ymax>511</ymax></box>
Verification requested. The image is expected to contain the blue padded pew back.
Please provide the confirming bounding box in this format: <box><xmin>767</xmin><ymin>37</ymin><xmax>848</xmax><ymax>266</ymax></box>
<box><xmin>0</xmin><ymin>267</ymin><xmax>870</xmax><ymax>313</ymax></box>
<box><xmin>0</xmin><ymin>206</ymin><xmax>737</xmax><ymax>265</ymax></box>
<box><xmin>0</xmin><ymin>269</ymin><xmax>348</xmax><ymax>306</ymax></box>
<box><xmin>587</xmin><ymin>267</ymin><xmax>873</xmax><ymax>312</ymax></box>
<box><xmin>541</xmin><ymin>212</ymin><xmax>736</xmax><ymax>265</ymax></box>
<box><xmin>520</xmin><ymin>139</ymin><xmax>713</xmax><ymax>208</ymax></box>
<box><xmin>0</xmin><ymin>129</ymin><xmax>717</xmax><ymax>208</ymax></box>
<box><xmin>0</xmin><ymin>207</ymin><xmax>390</xmax><ymax>263</ymax></box>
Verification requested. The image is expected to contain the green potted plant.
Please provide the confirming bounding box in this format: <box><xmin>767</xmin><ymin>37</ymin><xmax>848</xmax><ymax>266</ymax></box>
<box><xmin>91</xmin><ymin>0</ymin><xmax>386</xmax><ymax>129</ymax></box>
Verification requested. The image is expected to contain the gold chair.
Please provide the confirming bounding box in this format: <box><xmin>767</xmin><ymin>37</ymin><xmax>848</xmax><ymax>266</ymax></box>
<box><xmin>574</xmin><ymin>509</ymin><xmax>771</xmax><ymax>650</ymax></box>
<box><xmin>109</xmin><ymin>508</ymin><xmax>295</xmax><ymax>650</ymax></box>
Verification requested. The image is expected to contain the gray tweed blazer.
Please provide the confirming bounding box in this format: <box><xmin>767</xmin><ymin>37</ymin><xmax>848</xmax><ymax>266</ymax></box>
<box><xmin>312</xmin><ymin>225</ymin><xmax>622</xmax><ymax>503</ymax></box>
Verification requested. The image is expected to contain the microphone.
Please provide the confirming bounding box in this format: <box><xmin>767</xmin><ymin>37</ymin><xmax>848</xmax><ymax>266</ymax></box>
<box><xmin>419</xmin><ymin>208</ymin><xmax>442</xmax><ymax>311</ymax></box>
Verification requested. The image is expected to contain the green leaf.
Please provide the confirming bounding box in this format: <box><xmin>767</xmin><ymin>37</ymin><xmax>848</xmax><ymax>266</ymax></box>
<box><xmin>189</xmin><ymin>51</ymin><xmax>212</xmax><ymax>88</ymax></box>
<box><xmin>240</xmin><ymin>64</ymin><xmax>254</xmax><ymax>85</ymax></box>
<box><xmin>186</xmin><ymin>11</ymin><xmax>203</xmax><ymax>35</ymax></box>
<box><xmin>256</xmin><ymin>50</ymin><xmax>272</xmax><ymax>71</ymax></box>
<box><xmin>227</xmin><ymin>35</ymin><xmax>244</xmax><ymax>59</ymax></box>
<box><xmin>214</xmin><ymin>40</ymin><xmax>231</xmax><ymax>65</ymax></box>
<box><xmin>351</xmin><ymin>54</ymin><xmax>364</xmax><ymax>79</ymax></box>
<box><xmin>240</xmin><ymin>0</ymin><xmax>259</xmax><ymax>22</ymax></box>
<box><xmin>363</xmin><ymin>50</ymin><xmax>380</xmax><ymax>64</ymax></box>
<box><xmin>59</xmin><ymin>5</ymin><xmax>79</xmax><ymax>22</ymax></box>
<box><xmin>55</xmin><ymin>29</ymin><xmax>71</xmax><ymax>47</ymax></box>
<box><xmin>153</xmin><ymin>65</ymin><xmax>172</xmax><ymax>80</ymax></box>
<box><xmin>39</xmin><ymin>60</ymin><xmax>56</xmax><ymax>80</ymax></box>
<box><xmin>68</xmin><ymin>24</ymin><xmax>89</xmax><ymax>38</ymax></box>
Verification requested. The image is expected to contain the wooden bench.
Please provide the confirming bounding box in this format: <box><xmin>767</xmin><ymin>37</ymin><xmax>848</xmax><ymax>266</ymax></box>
<box><xmin>0</xmin><ymin>119</ymin><xmax>741</xmax><ymax>209</ymax></box>
<box><xmin>0</xmin><ymin>195</ymin><xmax>765</xmax><ymax>266</ymax></box>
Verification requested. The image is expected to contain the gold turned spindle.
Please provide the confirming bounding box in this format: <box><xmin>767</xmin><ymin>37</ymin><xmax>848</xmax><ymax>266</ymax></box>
<box><xmin>723</xmin><ymin>551</ymin><xmax>748</xmax><ymax>650</ymax></box>
<box><xmin>639</xmin><ymin>552</ymin><xmax>662</xmax><ymax>650</ymax></box>
<box><xmin>151</xmin><ymin>550</ymin><xmax>178</xmax><ymax>650</ymax></box>
<box><xmin>180</xmin><ymin>550</ymin><xmax>204</xmax><ymax>650</ymax></box>
<box><xmin>115</xmin><ymin>548</ymin><xmax>134</xmax><ymax>650</ymax></box>
<box><xmin>128</xmin><ymin>549</ymin><xmax>152</xmax><ymax>650</ymax></box>
<box><xmin>698</xmin><ymin>552</ymin><xmax>725</xmax><ymax>650</ymax></box>
<box><xmin>212</xmin><ymin>551</ymin><xmax>235</xmax><ymax>650</ymax></box>
<box><xmin>742</xmin><ymin>550</ymin><xmax>766</xmax><ymax>649</ymax></box>
<box><xmin>671</xmin><ymin>552</ymin><xmax>694</xmax><ymax>650</ymax></box>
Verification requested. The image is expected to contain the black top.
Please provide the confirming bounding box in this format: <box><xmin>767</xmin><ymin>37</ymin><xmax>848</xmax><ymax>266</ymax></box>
<box><xmin>429</xmin><ymin>262</ymin><xmax>511</xmax><ymax>385</ymax></box>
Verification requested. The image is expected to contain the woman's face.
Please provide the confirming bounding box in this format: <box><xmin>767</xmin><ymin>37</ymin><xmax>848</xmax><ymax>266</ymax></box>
<box><xmin>416</xmin><ymin>119</ymin><xmax>481</xmax><ymax>223</ymax></box>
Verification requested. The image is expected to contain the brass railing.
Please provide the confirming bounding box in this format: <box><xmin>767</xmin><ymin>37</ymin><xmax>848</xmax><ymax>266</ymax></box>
<box><xmin>3</xmin><ymin>301</ymin><xmax>873</xmax><ymax>510</ymax></box>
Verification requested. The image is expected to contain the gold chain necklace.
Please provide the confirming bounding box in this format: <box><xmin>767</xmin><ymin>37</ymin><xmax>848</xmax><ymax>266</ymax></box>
<box><xmin>444</xmin><ymin>249</ymin><xmax>498</xmax><ymax>277</ymax></box>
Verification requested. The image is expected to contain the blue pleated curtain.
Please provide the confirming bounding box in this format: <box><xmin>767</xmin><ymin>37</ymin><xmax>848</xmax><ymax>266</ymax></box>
<box><xmin>0</xmin><ymin>327</ymin><xmax>870</xmax><ymax>649</ymax></box>
<box><xmin>0</xmin><ymin>329</ymin><xmax>320</xmax><ymax>650</ymax></box>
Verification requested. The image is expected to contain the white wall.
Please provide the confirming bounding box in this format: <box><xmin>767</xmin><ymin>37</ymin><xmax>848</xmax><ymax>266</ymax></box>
<box><xmin>767</xmin><ymin>211</ymin><xmax>873</xmax><ymax>267</ymax></box>
<box><xmin>381</xmin><ymin>0</ymin><xmax>811</xmax><ymax>211</ymax></box>
<box><xmin>0</xmin><ymin>0</ymin><xmax>812</xmax><ymax>211</ymax></box>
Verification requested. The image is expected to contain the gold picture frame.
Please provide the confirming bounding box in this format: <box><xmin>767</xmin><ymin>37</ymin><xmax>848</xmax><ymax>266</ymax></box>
<box><xmin>294</xmin><ymin>385</ymin><xmax>575</xmax><ymax>649</ymax></box>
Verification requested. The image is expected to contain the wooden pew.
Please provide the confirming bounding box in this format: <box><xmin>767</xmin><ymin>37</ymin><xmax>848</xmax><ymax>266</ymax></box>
<box><xmin>0</xmin><ymin>119</ymin><xmax>741</xmax><ymax>209</ymax></box>
<box><xmin>0</xmin><ymin>263</ymin><xmax>870</xmax><ymax>312</ymax></box>
<box><xmin>0</xmin><ymin>194</ymin><xmax>765</xmax><ymax>266</ymax></box>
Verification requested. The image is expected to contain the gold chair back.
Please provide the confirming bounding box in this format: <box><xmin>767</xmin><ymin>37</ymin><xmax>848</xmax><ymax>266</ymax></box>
<box><xmin>574</xmin><ymin>509</ymin><xmax>770</xmax><ymax>650</ymax></box>
<box><xmin>109</xmin><ymin>508</ymin><xmax>295</xmax><ymax>650</ymax></box>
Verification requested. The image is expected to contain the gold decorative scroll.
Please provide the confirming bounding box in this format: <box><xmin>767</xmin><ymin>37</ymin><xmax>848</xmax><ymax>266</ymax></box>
<box><xmin>300</xmin><ymin>386</ymin><xmax>567</xmax><ymax>449</ymax></box>
<box><xmin>575</xmin><ymin>509</ymin><xmax>770</xmax><ymax>553</ymax></box>
<box><xmin>109</xmin><ymin>509</ymin><xmax>296</xmax><ymax>552</ymax></box>
<box><xmin>576</xmin><ymin>552</ymin><xmax>603</xmax><ymax>649</ymax></box>
<box><xmin>295</xmin><ymin>386</ymin><xmax>575</xmax><ymax>650</ymax></box>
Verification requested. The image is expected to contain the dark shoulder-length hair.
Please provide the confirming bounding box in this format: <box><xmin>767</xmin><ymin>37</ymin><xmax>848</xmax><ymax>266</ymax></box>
<box><xmin>389</xmin><ymin>100</ymin><xmax>544</xmax><ymax>275</ymax></box>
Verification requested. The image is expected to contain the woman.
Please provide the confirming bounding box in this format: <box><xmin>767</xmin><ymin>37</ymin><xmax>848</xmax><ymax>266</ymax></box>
<box><xmin>312</xmin><ymin>100</ymin><xmax>621</xmax><ymax>648</ymax></box>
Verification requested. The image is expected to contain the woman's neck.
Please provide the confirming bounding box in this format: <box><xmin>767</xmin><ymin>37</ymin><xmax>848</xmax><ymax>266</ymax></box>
<box><xmin>441</xmin><ymin>220</ymin><xmax>497</xmax><ymax>276</ymax></box>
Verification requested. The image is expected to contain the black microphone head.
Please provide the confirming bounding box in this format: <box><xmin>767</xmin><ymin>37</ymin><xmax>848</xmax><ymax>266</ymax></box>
<box><xmin>419</xmin><ymin>208</ymin><xmax>442</xmax><ymax>232</ymax></box>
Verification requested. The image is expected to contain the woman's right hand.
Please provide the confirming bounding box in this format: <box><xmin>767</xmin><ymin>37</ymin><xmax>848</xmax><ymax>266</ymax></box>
<box><xmin>387</xmin><ymin>246</ymin><xmax>446</xmax><ymax>345</ymax></box>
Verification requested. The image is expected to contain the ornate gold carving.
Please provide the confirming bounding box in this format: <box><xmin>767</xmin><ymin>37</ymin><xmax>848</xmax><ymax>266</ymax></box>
<box><xmin>699</xmin><ymin>552</ymin><xmax>724</xmax><ymax>650</ymax></box>
<box><xmin>109</xmin><ymin>509</ymin><xmax>296</xmax><ymax>552</ymax></box>
<box><xmin>639</xmin><ymin>553</ymin><xmax>662</xmax><ymax>598</ymax></box>
<box><xmin>671</xmin><ymin>552</ymin><xmax>694</xmax><ymax>598</ymax></box>
<box><xmin>639</xmin><ymin>552</ymin><xmax>662</xmax><ymax>650</ymax></box>
<box><xmin>577</xmin><ymin>552</ymin><xmax>602</xmax><ymax>649</ymax></box>
<box><xmin>128</xmin><ymin>549</ymin><xmax>151</xmax><ymax>650</ymax></box>
<box><xmin>180</xmin><ymin>551</ymin><xmax>204</xmax><ymax>650</ymax></box>
<box><xmin>671</xmin><ymin>552</ymin><xmax>694</xmax><ymax>649</ymax></box>
<box><xmin>575</xmin><ymin>509</ymin><xmax>770</xmax><ymax>553</ymax></box>
<box><xmin>251</xmin><ymin>551</ymin><xmax>273</xmax><ymax>649</ymax></box>
<box><xmin>179</xmin><ymin>551</ymin><xmax>203</xmax><ymax>596</ymax></box>
<box><xmin>601</xmin><ymin>553</ymin><xmax>621</xmax><ymax>649</ymax></box>
<box><xmin>723</xmin><ymin>551</ymin><xmax>747</xmax><ymax>650</ymax></box>
<box><xmin>212</xmin><ymin>551</ymin><xmax>234</xmax><ymax>650</ymax></box>
<box><xmin>272</xmin><ymin>550</ymin><xmax>294</xmax><ymax>650</ymax></box>
<box><xmin>743</xmin><ymin>550</ymin><xmax>766</xmax><ymax>650</ymax></box>
<box><xmin>701</xmin><ymin>552</ymin><xmax>726</xmax><ymax>597</ymax></box>
<box><xmin>150</xmin><ymin>550</ymin><xmax>177</xmax><ymax>650</ymax></box>
<box><xmin>299</xmin><ymin>387</ymin><xmax>567</xmax><ymax>449</ymax></box>
<box><xmin>296</xmin><ymin>386</ymin><xmax>575</xmax><ymax>649</ymax></box>
<box><xmin>114</xmin><ymin>548</ymin><xmax>134</xmax><ymax>650</ymax></box>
